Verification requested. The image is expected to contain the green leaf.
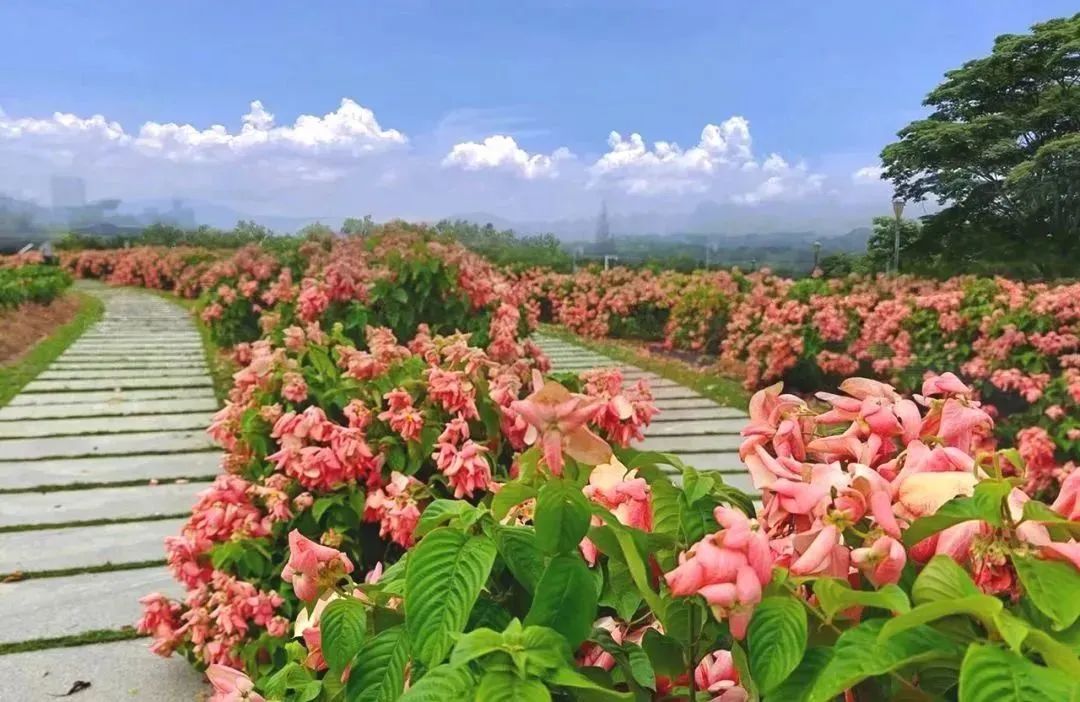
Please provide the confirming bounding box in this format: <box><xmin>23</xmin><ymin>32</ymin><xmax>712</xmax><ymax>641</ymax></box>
<box><xmin>807</xmin><ymin>618</ymin><xmax>965</xmax><ymax>702</ymax></box>
<box><xmin>344</xmin><ymin>626</ymin><xmax>409</xmax><ymax>702</ymax></box>
<box><xmin>747</xmin><ymin>595</ymin><xmax>808</xmax><ymax>694</ymax></box>
<box><xmin>525</xmin><ymin>554</ymin><xmax>598</xmax><ymax>649</ymax></box>
<box><xmin>903</xmin><ymin>480</ymin><xmax>1011</xmax><ymax>547</ymax></box>
<box><xmin>547</xmin><ymin>666</ymin><xmax>634</xmax><ymax>700</ymax></box>
<box><xmin>651</xmin><ymin>480</ymin><xmax>716</xmax><ymax>547</ymax></box>
<box><xmin>450</xmin><ymin>627</ymin><xmax>507</xmax><ymax>667</ymax></box>
<box><xmin>520</xmin><ymin>625</ymin><xmax>573</xmax><ymax>677</ymax></box>
<box><xmin>320</xmin><ymin>597</ymin><xmax>367</xmax><ymax>673</ymax></box>
<box><xmin>416</xmin><ymin>499</ymin><xmax>475</xmax><ymax>537</ymax></box>
<box><xmin>1014</xmin><ymin>556</ymin><xmax>1080</xmax><ymax>630</ymax></box>
<box><xmin>606</xmin><ymin>523</ymin><xmax>665</xmax><ymax>620</ymax></box>
<box><xmin>767</xmin><ymin>648</ymin><xmax>833</xmax><ymax>702</ymax></box>
<box><xmin>640</xmin><ymin>629</ymin><xmax>684</xmax><ymax>679</ymax></box>
<box><xmin>1022</xmin><ymin>502</ymin><xmax>1080</xmax><ymax>541</ymax></box>
<box><xmin>813</xmin><ymin>578</ymin><xmax>911</xmax><ymax>621</ymax></box>
<box><xmin>474</xmin><ymin>671</ymin><xmax>551</xmax><ymax>702</ymax></box>
<box><xmin>878</xmin><ymin>595</ymin><xmax>1002</xmax><ymax>642</ymax></box>
<box><xmin>912</xmin><ymin>555</ymin><xmax>981</xmax><ymax>604</ymax></box>
<box><xmin>958</xmin><ymin>644</ymin><xmax>1078</xmax><ymax>702</ymax></box>
<box><xmin>492</xmin><ymin>481</ymin><xmax>538</xmax><ymax>520</ymax></box>
<box><xmin>535</xmin><ymin>480</ymin><xmax>592</xmax><ymax>554</ymax></box>
<box><xmin>493</xmin><ymin>526</ymin><xmax>545</xmax><ymax>595</ymax></box>
<box><xmin>405</xmin><ymin>528</ymin><xmax>498</xmax><ymax>668</ymax></box>
<box><xmin>600</xmin><ymin>559</ymin><xmax>643</xmax><ymax>621</ymax></box>
<box><xmin>398</xmin><ymin>665</ymin><xmax>475</xmax><ymax>702</ymax></box>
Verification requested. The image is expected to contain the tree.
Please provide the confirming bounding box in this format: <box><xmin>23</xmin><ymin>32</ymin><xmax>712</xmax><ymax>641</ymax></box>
<box><xmin>881</xmin><ymin>13</ymin><xmax>1080</xmax><ymax>274</ymax></box>
<box><xmin>342</xmin><ymin>215</ymin><xmax>374</xmax><ymax>235</ymax></box>
<box><xmin>865</xmin><ymin>216</ymin><xmax>921</xmax><ymax>273</ymax></box>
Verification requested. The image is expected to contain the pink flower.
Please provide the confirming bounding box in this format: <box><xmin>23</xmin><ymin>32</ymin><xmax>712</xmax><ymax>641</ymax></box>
<box><xmin>1051</xmin><ymin>470</ymin><xmax>1080</xmax><ymax>520</ymax></box>
<box><xmin>695</xmin><ymin>651</ymin><xmax>749</xmax><ymax>702</ymax></box>
<box><xmin>851</xmin><ymin>535</ymin><xmax>906</xmax><ymax>586</ymax></box>
<box><xmin>364</xmin><ymin>472</ymin><xmax>422</xmax><ymax>547</ymax></box>
<box><xmin>509</xmin><ymin>371</ymin><xmax>612</xmax><ymax>475</ymax></box>
<box><xmin>664</xmin><ymin>507</ymin><xmax>773</xmax><ymax>639</ymax></box>
<box><xmin>206</xmin><ymin>664</ymin><xmax>264</xmax><ymax>702</ymax></box>
<box><xmin>433</xmin><ymin>439</ymin><xmax>493</xmax><ymax>498</ymax></box>
<box><xmin>921</xmin><ymin>372</ymin><xmax>971</xmax><ymax>397</ymax></box>
<box><xmin>281</xmin><ymin>372</ymin><xmax>308</xmax><ymax>403</ymax></box>
<box><xmin>281</xmin><ymin>529</ymin><xmax>354</xmax><ymax>601</ymax></box>
<box><xmin>137</xmin><ymin>593</ymin><xmax>182</xmax><ymax>657</ymax></box>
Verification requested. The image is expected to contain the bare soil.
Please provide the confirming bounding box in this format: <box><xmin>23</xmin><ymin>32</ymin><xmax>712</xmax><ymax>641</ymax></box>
<box><xmin>0</xmin><ymin>295</ymin><xmax>82</xmax><ymax>364</ymax></box>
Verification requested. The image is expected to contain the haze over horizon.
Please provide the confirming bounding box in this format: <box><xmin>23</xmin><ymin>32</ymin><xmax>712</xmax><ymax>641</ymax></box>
<box><xmin>1</xmin><ymin>1</ymin><xmax>1074</xmax><ymax>235</ymax></box>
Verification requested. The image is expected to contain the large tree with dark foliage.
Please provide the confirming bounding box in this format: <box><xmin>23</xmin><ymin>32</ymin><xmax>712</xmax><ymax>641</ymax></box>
<box><xmin>881</xmin><ymin>13</ymin><xmax>1080</xmax><ymax>276</ymax></box>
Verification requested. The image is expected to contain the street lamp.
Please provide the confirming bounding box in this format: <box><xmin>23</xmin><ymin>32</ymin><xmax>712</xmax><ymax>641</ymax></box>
<box><xmin>892</xmin><ymin>197</ymin><xmax>905</xmax><ymax>275</ymax></box>
<box><xmin>812</xmin><ymin>240</ymin><xmax>822</xmax><ymax>271</ymax></box>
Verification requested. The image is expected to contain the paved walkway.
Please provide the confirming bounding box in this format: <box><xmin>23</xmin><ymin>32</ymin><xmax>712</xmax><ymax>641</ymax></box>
<box><xmin>0</xmin><ymin>284</ymin><xmax>212</xmax><ymax>701</ymax></box>
<box><xmin>532</xmin><ymin>333</ymin><xmax>753</xmax><ymax>495</ymax></box>
<box><xmin>0</xmin><ymin>297</ymin><xmax>751</xmax><ymax>701</ymax></box>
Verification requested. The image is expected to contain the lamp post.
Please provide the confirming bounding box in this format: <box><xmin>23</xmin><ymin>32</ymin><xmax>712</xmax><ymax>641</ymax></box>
<box><xmin>892</xmin><ymin>197</ymin><xmax>905</xmax><ymax>275</ymax></box>
<box><xmin>812</xmin><ymin>240</ymin><xmax>822</xmax><ymax>271</ymax></box>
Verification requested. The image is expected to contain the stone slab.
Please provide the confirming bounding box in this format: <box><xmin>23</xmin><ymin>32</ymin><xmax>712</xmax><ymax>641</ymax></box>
<box><xmin>0</xmin><ymin>412</ymin><xmax>215</xmax><ymax>439</ymax></box>
<box><xmin>655</xmin><ymin>397</ymin><xmax>736</xmax><ymax>410</ymax></box>
<box><xmin>644</xmin><ymin>418</ymin><xmax>744</xmax><ymax>436</ymax></box>
<box><xmin>0</xmin><ymin>482</ymin><xmax>207</xmax><ymax>528</ymax></box>
<box><xmin>641</xmin><ymin>433</ymin><xmax>741</xmax><ymax>453</ymax></box>
<box><xmin>0</xmin><ymin>567</ymin><xmax>183</xmax><ymax>645</ymax></box>
<box><xmin>0</xmin><ymin>638</ymin><xmax>208</xmax><ymax>701</ymax></box>
<box><xmin>22</xmin><ymin>376</ymin><xmax>211</xmax><ymax>393</ymax></box>
<box><xmin>670</xmin><ymin>451</ymin><xmax>746</xmax><ymax>472</ymax></box>
<box><xmin>56</xmin><ymin>351</ymin><xmax>205</xmax><ymax>362</ymax></box>
<box><xmin>38</xmin><ymin>367</ymin><xmax>209</xmax><ymax>381</ymax></box>
<box><xmin>0</xmin><ymin>451</ymin><xmax>220</xmax><ymax>490</ymax></box>
<box><xmin>0</xmin><ymin>518</ymin><xmax>185</xmax><ymax>574</ymax></box>
<box><xmin>0</xmin><ymin>397</ymin><xmax>219</xmax><ymax>421</ymax></box>
<box><xmin>652</xmin><ymin>407</ymin><xmax>746</xmax><ymax>421</ymax></box>
<box><xmin>0</xmin><ymin>430</ymin><xmax>216</xmax><ymax>461</ymax></box>
<box><xmin>649</xmin><ymin>385</ymin><xmax>705</xmax><ymax>400</ymax></box>
<box><xmin>49</xmin><ymin>359</ymin><xmax>208</xmax><ymax>370</ymax></box>
<box><xmin>7</xmin><ymin>388</ymin><xmax>215</xmax><ymax>407</ymax></box>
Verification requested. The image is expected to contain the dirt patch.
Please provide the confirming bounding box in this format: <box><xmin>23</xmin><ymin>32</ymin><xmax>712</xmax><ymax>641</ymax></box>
<box><xmin>0</xmin><ymin>295</ymin><xmax>83</xmax><ymax>364</ymax></box>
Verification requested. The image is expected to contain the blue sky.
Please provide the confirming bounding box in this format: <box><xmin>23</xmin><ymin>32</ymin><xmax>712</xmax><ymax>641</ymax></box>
<box><xmin>0</xmin><ymin>1</ymin><xmax>1074</xmax><ymax>230</ymax></box>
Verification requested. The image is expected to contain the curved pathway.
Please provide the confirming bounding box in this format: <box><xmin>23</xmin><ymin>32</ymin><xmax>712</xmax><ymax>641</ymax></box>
<box><xmin>0</xmin><ymin>284</ymin><xmax>211</xmax><ymax>700</ymax></box>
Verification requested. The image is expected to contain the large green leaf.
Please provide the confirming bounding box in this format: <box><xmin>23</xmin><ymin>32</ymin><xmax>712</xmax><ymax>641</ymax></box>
<box><xmin>878</xmin><ymin>595</ymin><xmax>1002</xmax><ymax>642</ymax></box>
<box><xmin>320</xmin><ymin>597</ymin><xmax>367</xmax><ymax>672</ymax></box>
<box><xmin>344</xmin><ymin>626</ymin><xmax>409</xmax><ymax>702</ymax></box>
<box><xmin>398</xmin><ymin>665</ymin><xmax>476</xmax><ymax>702</ymax></box>
<box><xmin>651</xmin><ymin>480</ymin><xmax>716</xmax><ymax>547</ymax></box>
<box><xmin>493</xmin><ymin>525</ymin><xmax>545</xmax><ymax>595</ymax></box>
<box><xmin>535</xmin><ymin>480</ymin><xmax>592</xmax><ymax>554</ymax></box>
<box><xmin>547</xmin><ymin>667</ymin><xmax>634</xmax><ymax>700</ymax></box>
<box><xmin>746</xmin><ymin>596</ymin><xmax>808</xmax><ymax>694</ymax></box>
<box><xmin>807</xmin><ymin>618</ymin><xmax>965</xmax><ymax>702</ymax></box>
<box><xmin>525</xmin><ymin>554</ymin><xmax>598</xmax><ymax>649</ymax></box>
<box><xmin>474</xmin><ymin>671</ymin><xmax>552</xmax><ymax>702</ymax></box>
<box><xmin>912</xmin><ymin>555</ymin><xmax>981</xmax><ymax>604</ymax></box>
<box><xmin>958</xmin><ymin>644</ymin><xmax>1078</xmax><ymax>702</ymax></box>
<box><xmin>405</xmin><ymin>528</ymin><xmax>498</xmax><ymax>668</ymax></box>
<box><xmin>600</xmin><ymin>558</ymin><xmax>643</xmax><ymax>621</ymax></box>
<box><xmin>813</xmin><ymin>578</ymin><xmax>911</xmax><ymax>621</ymax></box>
<box><xmin>1013</xmin><ymin>555</ymin><xmax>1080</xmax><ymax>630</ymax></box>
<box><xmin>766</xmin><ymin>648</ymin><xmax>833</xmax><ymax>702</ymax></box>
<box><xmin>415</xmin><ymin>499</ymin><xmax>476</xmax><ymax>537</ymax></box>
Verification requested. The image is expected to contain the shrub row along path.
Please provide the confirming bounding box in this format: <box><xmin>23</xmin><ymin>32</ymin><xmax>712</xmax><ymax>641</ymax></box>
<box><xmin>0</xmin><ymin>284</ymin><xmax>213</xmax><ymax>700</ymax></box>
<box><xmin>0</xmin><ymin>293</ymin><xmax>751</xmax><ymax>701</ymax></box>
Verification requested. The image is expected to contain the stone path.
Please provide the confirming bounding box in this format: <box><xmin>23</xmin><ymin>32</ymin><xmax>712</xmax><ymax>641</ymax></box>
<box><xmin>532</xmin><ymin>333</ymin><xmax>755</xmax><ymax>496</ymax></box>
<box><xmin>0</xmin><ymin>285</ymin><xmax>211</xmax><ymax>700</ymax></box>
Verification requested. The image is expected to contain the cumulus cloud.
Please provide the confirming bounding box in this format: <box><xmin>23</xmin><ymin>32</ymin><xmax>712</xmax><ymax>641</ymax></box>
<box><xmin>852</xmin><ymin>165</ymin><xmax>885</xmax><ymax>184</ymax></box>
<box><xmin>442</xmin><ymin>135</ymin><xmax>572</xmax><ymax>179</ymax></box>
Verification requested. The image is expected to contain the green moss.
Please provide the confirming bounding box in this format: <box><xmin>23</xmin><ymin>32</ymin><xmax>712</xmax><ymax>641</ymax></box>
<box><xmin>0</xmin><ymin>292</ymin><xmax>105</xmax><ymax>408</ymax></box>
<box><xmin>538</xmin><ymin>323</ymin><xmax>750</xmax><ymax>410</ymax></box>
<box><xmin>0</xmin><ymin>513</ymin><xmax>189</xmax><ymax>535</ymax></box>
<box><xmin>0</xmin><ymin>559</ymin><xmax>165</xmax><ymax>581</ymax></box>
<box><xmin>0</xmin><ymin>627</ymin><xmax>142</xmax><ymax>656</ymax></box>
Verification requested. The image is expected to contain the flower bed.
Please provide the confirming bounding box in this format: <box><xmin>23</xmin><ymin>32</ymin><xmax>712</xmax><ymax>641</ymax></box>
<box><xmin>520</xmin><ymin>268</ymin><xmax>1080</xmax><ymax>498</ymax></box>
<box><xmin>0</xmin><ymin>257</ymin><xmax>72</xmax><ymax>309</ymax></box>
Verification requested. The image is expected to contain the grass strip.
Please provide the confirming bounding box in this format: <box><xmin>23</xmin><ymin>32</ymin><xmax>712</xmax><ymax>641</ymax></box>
<box><xmin>0</xmin><ymin>513</ymin><xmax>189</xmax><ymax>534</ymax></box>
<box><xmin>538</xmin><ymin>324</ymin><xmax>750</xmax><ymax>409</ymax></box>
<box><xmin>0</xmin><ymin>628</ymin><xmax>141</xmax><ymax>656</ymax></box>
<box><xmin>0</xmin><ymin>292</ymin><xmax>105</xmax><ymax>408</ymax></box>
<box><xmin>1</xmin><ymin>559</ymin><xmax>165</xmax><ymax>582</ymax></box>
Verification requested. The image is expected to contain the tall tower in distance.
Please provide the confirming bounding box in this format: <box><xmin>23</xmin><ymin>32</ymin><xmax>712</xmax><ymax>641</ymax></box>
<box><xmin>595</xmin><ymin>200</ymin><xmax>613</xmax><ymax>253</ymax></box>
<box><xmin>50</xmin><ymin>176</ymin><xmax>86</xmax><ymax>209</ymax></box>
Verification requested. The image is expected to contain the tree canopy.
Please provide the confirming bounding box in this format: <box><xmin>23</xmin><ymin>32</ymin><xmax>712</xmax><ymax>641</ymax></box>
<box><xmin>881</xmin><ymin>13</ymin><xmax>1080</xmax><ymax>276</ymax></box>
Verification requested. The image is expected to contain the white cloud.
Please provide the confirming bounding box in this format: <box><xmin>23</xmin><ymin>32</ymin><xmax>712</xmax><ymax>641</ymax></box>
<box><xmin>852</xmin><ymin>165</ymin><xmax>885</xmax><ymax>184</ymax></box>
<box><xmin>442</xmin><ymin>135</ymin><xmax>571</xmax><ymax>179</ymax></box>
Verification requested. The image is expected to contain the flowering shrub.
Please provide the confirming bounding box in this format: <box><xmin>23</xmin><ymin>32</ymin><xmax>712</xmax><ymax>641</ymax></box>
<box><xmin>0</xmin><ymin>262</ymin><xmax>72</xmax><ymax>308</ymax></box>
<box><xmin>521</xmin><ymin>268</ymin><xmax>1080</xmax><ymax>497</ymax></box>
<box><xmin>143</xmin><ymin>360</ymin><xmax>1080</xmax><ymax>700</ymax></box>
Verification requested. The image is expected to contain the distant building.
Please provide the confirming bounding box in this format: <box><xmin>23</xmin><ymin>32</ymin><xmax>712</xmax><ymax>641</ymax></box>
<box><xmin>50</xmin><ymin>176</ymin><xmax>86</xmax><ymax>209</ymax></box>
